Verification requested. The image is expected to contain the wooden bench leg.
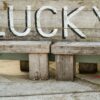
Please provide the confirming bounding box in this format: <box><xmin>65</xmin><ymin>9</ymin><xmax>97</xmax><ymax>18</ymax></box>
<box><xmin>29</xmin><ymin>54</ymin><xmax>49</xmax><ymax>80</ymax></box>
<box><xmin>55</xmin><ymin>55</ymin><xmax>75</xmax><ymax>81</ymax></box>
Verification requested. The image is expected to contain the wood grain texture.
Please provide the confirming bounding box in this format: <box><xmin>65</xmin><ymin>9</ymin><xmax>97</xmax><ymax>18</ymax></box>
<box><xmin>0</xmin><ymin>41</ymin><xmax>51</xmax><ymax>53</ymax></box>
<box><xmin>29</xmin><ymin>54</ymin><xmax>49</xmax><ymax>80</ymax></box>
<box><xmin>56</xmin><ymin>55</ymin><xmax>75</xmax><ymax>81</ymax></box>
<box><xmin>51</xmin><ymin>42</ymin><xmax>100</xmax><ymax>55</ymax></box>
<box><xmin>0</xmin><ymin>0</ymin><xmax>100</xmax><ymax>40</ymax></box>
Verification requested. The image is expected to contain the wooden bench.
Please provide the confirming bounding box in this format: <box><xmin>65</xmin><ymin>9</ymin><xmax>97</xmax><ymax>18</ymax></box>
<box><xmin>51</xmin><ymin>42</ymin><xmax>100</xmax><ymax>81</ymax></box>
<box><xmin>0</xmin><ymin>41</ymin><xmax>51</xmax><ymax>80</ymax></box>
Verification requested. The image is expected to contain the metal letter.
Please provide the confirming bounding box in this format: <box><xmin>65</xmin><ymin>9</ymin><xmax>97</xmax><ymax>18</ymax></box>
<box><xmin>35</xmin><ymin>6</ymin><xmax>58</xmax><ymax>37</ymax></box>
<box><xmin>62</xmin><ymin>6</ymin><xmax>86</xmax><ymax>38</ymax></box>
<box><xmin>8</xmin><ymin>5</ymin><xmax>31</xmax><ymax>36</ymax></box>
<box><xmin>93</xmin><ymin>6</ymin><xmax>100</xmax><ymax>21</ymax></box>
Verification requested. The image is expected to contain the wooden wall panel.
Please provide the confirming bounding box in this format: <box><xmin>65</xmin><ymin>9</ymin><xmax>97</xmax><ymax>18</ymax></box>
<box><xmin>0</xmin><ymin>0</ymin><xmax>100</xmax><ymax>41</ymax></box>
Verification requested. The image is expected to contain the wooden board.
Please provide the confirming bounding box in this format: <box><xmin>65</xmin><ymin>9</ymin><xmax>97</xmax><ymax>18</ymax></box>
<box><xmin>51</xmin><ymin>42</ymin><xmax>100</xmax><ymax>55</ymax></box>
<box><xmin>0</xmin><ymin>41</ymin><xmax>51</xmax><ymax>53</ymax></box>
<box><xmin>0</xmin><ymin>0</ymin><xmax>100</xmax><ymax>40</ymax></box>
<box><xmin>56</xmin><ymin>55</ymin><xmax>75</xmax><ymax>81</ymax></box>
<box><xmin>29</xmin><ymin>54</ymin><xmax>49</xmax><ymax>80</ymax></box>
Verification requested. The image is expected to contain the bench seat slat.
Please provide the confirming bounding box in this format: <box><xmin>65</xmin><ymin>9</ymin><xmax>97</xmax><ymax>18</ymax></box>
<box><xmin>0</xmin><ymin>41</ymin><xmax>51</xmax><ymax>53</ymax></box>
<box><xmin>52</xmin><ymin>42</ymin><xmax>100</xmax><ymax>55</ymax></box>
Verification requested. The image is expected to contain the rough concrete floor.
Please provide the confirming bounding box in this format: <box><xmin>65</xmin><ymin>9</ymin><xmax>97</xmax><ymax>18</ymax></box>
<box><xmin>0</xmin><ymin>60</ymin><xmax>99</xmax><ymax>100</ymax></box>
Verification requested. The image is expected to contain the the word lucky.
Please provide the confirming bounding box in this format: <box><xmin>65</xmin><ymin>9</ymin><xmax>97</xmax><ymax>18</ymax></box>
<box><xmin>0</xmin><ymin>6</ymin><xmax>100</xmax><ymax>38</ymax></box>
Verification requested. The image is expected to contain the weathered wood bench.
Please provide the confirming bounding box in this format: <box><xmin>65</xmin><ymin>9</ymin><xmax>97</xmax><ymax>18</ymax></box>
<box><xmin>51</xmin><ymin>42</ymin><xmax>100</xmax><ymax>81</ymax></box>
<box><xmin>0</xmin><ymin>41</ymin><xmax>51</xmax><ymax>80</ymax></box>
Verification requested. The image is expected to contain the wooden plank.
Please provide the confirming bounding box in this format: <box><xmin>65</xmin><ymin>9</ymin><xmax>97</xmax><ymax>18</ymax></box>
<box><xmin>0</xmin><ymin>79</ymin><xmax>94</xmax><ymax>97</ymax></box>
<box><xmin>0</xmin><ymin>41</ymin><xmax>51</xmax><ymax>53</ymax></box>
<box><xmin>39</xmin><ymin>54</ymin><xmax>49</xmax><ymax>80</ymax></box>
<box><xmin>0</xmin><ymin>10</ymin><xmax>100</xmax><ymax>28</ymax></box>
<box><xmin>1</xmin><ymin>93</ymin><xmax>100</xmax><ymax>100</ymax></box>
<box><xmin>55</xmin><ymin>55</ymin><xmax>75</xmax><ymax>81</ymax></box>
<box><xmin>0</xmin><ymin>28</ymin><xmax>100</xmax><ymax>41</ymax></box>
<box><xmin>0</xmin><ymin>0</ymin><xmax>86</xmax><ymax>10</ymax></box>
<box><xmin>29</xmin><ymin>54</ymin><xmax>49</xmax><ymax>80</ymax></box>
<box><xmin>51</xmin><ymin>42</ymin><xmax>100</xmax><ymax>55</ymax></box>
<box><xmin>29</xmin><ymin>54</ymin><xmax>41</xmax><ymax>80</ymax></box>
<box><xmin>0</xmin><ymin>0</ymin><xmax>100</xmax><ymax>40</ymax></box>
<box><xmin>5</xmin><ymin>0</ymin><xmax>100</xmax><ymax>11</ymax></box>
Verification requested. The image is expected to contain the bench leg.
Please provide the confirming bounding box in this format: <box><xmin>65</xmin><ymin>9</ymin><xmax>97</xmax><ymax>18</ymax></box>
<box><xmin>55</xmin><ymin>55</ymin><xmax>75</xmax><ymax>81</ymax></box>
<box><xmin>29</xmin><ymin>54</ymin><xmax>49</xmax><ymax>80</ymax></box>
